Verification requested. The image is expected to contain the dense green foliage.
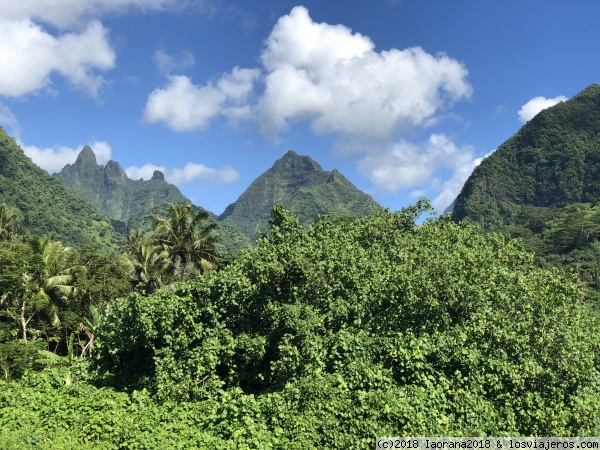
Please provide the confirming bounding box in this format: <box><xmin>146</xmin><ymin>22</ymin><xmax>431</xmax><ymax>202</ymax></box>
<box><xmin>0</xmin><ymin>130</ymin><xmax>123</xmax><ymax>250</ymax></box>
<box><xmin>82</xmin><ymin>202</ymin><xmax>600</xmax><ymax>446</ymax></box>
<box><xmin>1</xmin><ymin>202</ymin><xmax>599</xmax><ymax>446</ymax></box>
<box><xmin>219</xmin><ymin>150</ymin><xmax>381</xmax><ymax>241</ymax></box>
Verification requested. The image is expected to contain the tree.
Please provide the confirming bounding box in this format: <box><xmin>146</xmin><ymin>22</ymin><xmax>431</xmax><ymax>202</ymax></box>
<box><xmin>28</xmin><ymin>237</ymin><xmax>79</xmax><ymax>329</ymax></box>
<box><xmin>0</xmin><ymin>203</ymin><xmax>23</xmax><ymax>242</ymax></box>
<box><xmin>122</xmin><ymin>229</ymin><xmax>171</xmax><ymax>294</ymax></box>
<box><xmin>152</xmin><ymin>203</ymin><xmax>221</xmax><ymax>277</ymax></box>
<box><xmin>0</xmin><ymin>242</ymin><xmax>42</xmax><ymax>341</ymax></box>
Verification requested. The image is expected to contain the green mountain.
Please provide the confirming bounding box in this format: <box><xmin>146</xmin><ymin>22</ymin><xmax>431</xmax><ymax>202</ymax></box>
<box><xmin>453</xmin><ymin>84</ymin><xmax>600</xmax><ymax>226</ymax></box>
<box><xmin>0</xmin><ymin>129</ymin><xmax>122</xmax><ymax>250</ymax></box>
<box><xmin>218</xmin><ymin>150</ymin><xmax>381</xmax><ymax>239</ymax></box>
<box><xmin>54</xmin><ymin>146</ymin><xmax>188</xmax><ymax>228</ymax></box>
<box><xmin>452</xmin><ymin>84</ymin><xmax>600</xmax><ymax>304</ymax></box>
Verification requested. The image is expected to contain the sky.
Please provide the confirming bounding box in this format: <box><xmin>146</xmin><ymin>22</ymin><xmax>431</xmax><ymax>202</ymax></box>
<box><xmin>1</xmin><ymin>1</ymin><xmax>599</xmax><ymax>215</ymax></box>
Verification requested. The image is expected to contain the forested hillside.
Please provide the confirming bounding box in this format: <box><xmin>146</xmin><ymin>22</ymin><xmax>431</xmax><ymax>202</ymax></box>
<box><xmin>0</xmin><ymin>129</ymin><xmax>122</xmax><ymax>250</ymax></box>
<box><xmin>454</xmin><ymin>84</ymin><xmax>600</xmax><ymax>226</ymax></box>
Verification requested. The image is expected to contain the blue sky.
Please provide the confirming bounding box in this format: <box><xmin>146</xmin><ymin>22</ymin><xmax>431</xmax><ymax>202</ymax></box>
<box><xmin>1</xmin><ymin>1</ymin><xmax>599</xmax><ymax>215</ymax></box>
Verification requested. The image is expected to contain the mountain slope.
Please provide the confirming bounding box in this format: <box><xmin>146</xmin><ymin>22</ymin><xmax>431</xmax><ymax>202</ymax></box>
<box><xmin>54</xmin><ymin>147</ymin><xmax>189</xmax><ymax>224</ymax></box>
<box><xmin>0</xmin><ymin>129</ymin><xmax>122</xmax><ymax>249</ymax></box>
<box><xmin>219</xmin><ymin>150</ymin><xmax>381</xmax><ymax>239</ymax></box>
<box><xmin>453</xmin><ymin>84</ymin><xmax>600</xmax><ymax>227</ymax></box>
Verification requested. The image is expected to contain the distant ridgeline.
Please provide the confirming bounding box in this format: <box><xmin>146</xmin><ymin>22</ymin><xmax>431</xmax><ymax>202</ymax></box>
<box><xmin>53</xmin><ymin>148</ymin><xmax>380</xmax><ymax>252</ymax></box>
<box><xmin>452</xmin><ymin>84</ymin><xmax>600</xmax><ymax>303</ymax></box>
<box><xmin>54</xmin><ymin>147</ymin><xmax>188</xmax><ymax>233</ymax></box>
<box><xmin>0</xmin><ymin>129</ymin><xmax>123</xmax><ymax>250</ymax></box>
<box><xmin>218</xmin><ymin>150</ymin><xmax>382</xmax><ymax>240</ymax></box>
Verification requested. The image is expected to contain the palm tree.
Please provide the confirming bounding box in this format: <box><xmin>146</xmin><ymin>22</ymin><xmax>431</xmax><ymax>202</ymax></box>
<box><xmin>0</xmin><ymin>203</ymin><xmax>23</xmax><ymax>241</ymax></box>
<box><xmin>122</xmin><ymin>229</ymin><xmax>172</xmax><ymax>294</ymax></box>
<box><xmin>29</xmin><ymin>237</ymin><xmax>79</xmax><ymax>328</ymax></box>
<box><xmin>152</xmin><ymin>203</ymin><xmax>221</xmax><ymax>277</ymax></box>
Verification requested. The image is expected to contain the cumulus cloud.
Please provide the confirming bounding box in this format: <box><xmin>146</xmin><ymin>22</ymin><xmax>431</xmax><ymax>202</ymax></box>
<box><xmin>257</xmin><ymin>6</ymin><xmax>472</xmax><ymax>138</ymax></box>
<box><xmin>357</xmin><ymin>134</ymin><xmax>473</xmax><ymax>192</ymax></box>
<box><xmin>0</xmin><ymin>18</ymin><xmax>115</xmax><ymax>97</ymax></box>
<box><xmin>0</xmin><ymin>0</ymin><xmax>205</xmax><ymax>28</ymax></box>
<box><xmin>518</xmin><ymin>95</ymin><xmax>567</xmax><ymax>123</ymax></box>
<box><xmin>143</xmin><ymin>6</ymin><xmax>471</xmax><ymax>138</ymax></box>
<box><xmin>154</xmin><ymin>49</ymin><xmax>195</xmax><ymax>75</ymax></box>
<box><xmin>125</xmin><ymin>162</ymin><xmax>239</xmax><ymax>185</ymax></box>
<box><xmin>20</xmin><ymin>140</ymin><xmax>113</xmax><ymax>174</ymax></box>
<box><xmin>143</xmin><ymin>67</ymin><xmax>260</xmax><ymax>131</ymax></box>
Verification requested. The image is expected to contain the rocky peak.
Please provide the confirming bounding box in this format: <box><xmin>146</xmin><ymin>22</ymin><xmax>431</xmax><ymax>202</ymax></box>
<box><xmin>151</xmin><ymin>170</ymin><xmax>165</xmax><ymax>181</ymax></box>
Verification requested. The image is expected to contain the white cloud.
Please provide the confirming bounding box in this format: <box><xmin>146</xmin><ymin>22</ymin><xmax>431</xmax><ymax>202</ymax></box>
<box><xmin>409</xmin><ymin>189</ymin><xmax>426</xmax><ymax>198</ymax></box>
<box><xmin>125</xmin><ymin>162</ymin><xmax>239</xmax><ymax>185</ymax></box>
<box><xmin>357</xmin><ymin>134</ymin><xmax>473</xmax><ymax>192</ymax></box>
<box><xmin>0</xmin><ymin>18</ymin><xmax>115</xmax><ymax>97</ymax></box>
<box><xmin>257</xmin><ymin>6</ymin><xmax>472</xmax><ymax>138</ymax></box>
<box><xmin>20</xmin><ymin>140</ymin><xmax>113</xmax><ymax>173</ymax></box>
<box><xmin>0</xmin><ymin>0</ymin><xmax>205</xmax><ymax>28</ymax></box>
<box><xmin>143</xmin><ymin>67</ymin><xmax>260</xmax><ymax>131</ymax></box>
<box><xmin>143</xmin><ymin>6</ymin><xmax>471</xmax><ymax>138</ymax></box>
<box><xmin>125</xmin><ymin>164</ymin><xmax>165</xmax><ymax>181</ymax></box>
<box><xmin>154</xmin><ymin>49</ymin><xmax>195</xmax><ymax>75</ymax></box>
<box><xmin>518</xmin><ymin>95</ymin><xmax>567</xmax><ymax>123</ymax></box>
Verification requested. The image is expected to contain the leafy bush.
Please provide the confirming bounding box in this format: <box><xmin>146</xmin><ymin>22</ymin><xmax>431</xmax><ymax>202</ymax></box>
<box><xmin>93</xmin><ymin>201</ymin><xmax>600</xmax><ymax>441</ymax></box>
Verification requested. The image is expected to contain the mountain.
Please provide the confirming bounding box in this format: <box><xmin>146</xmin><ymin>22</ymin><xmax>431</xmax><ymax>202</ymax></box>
<box><xmin>0</xmin><ymin>129</ymin><xmax>122</xmax><ymax>250</ymax></box>
<box><xmin>452</xmin><ymin>84</ymin><xmax>600</xmax><ymax>304</ymax></box>
<box><xmin>219</xmin><ymin>150</ymin><xmax>381</xmax><ymax>239</ymax></box>
<box><xmin>453</xmin><ymin>84</ymin><xmax>600</xmax><ymax>227</ymax></box>
<box><xmin>54</xmin><ymin>147</ymin><xmax>188</xmax><ymax>227</ymax></box>
<box><xmin>55</xmin><ymin>146</ymin><xmax>252</xmax><ymax>252</ymax></box>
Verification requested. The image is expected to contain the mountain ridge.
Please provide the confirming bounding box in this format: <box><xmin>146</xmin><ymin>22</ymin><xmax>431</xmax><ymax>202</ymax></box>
<box><xmin>54</xmin><ymin>147</ymin><xmax>189</xmax><ymax>224</ymax></box>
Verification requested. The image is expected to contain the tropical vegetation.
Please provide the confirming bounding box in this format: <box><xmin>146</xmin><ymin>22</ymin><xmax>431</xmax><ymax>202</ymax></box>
<box><xmin>0</xmin><ymin>200</ymin><xmax>599</xmax><ymax>448</ymax></box>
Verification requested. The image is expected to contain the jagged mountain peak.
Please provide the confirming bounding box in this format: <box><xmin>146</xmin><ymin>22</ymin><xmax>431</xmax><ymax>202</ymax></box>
<box><xmin>77</xmin><ymin>145</ymin><xmax>97</xmax><ymax>163</ymax></box>
<box><xmin>54</xmin><ymin>146</ymin><xmax>188</xmax><ymax>222</ymax></box>
<box><xmin>105</xmin><ymin>160</ymin><xmax>127</xmax><ymax>179</ymax></box>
